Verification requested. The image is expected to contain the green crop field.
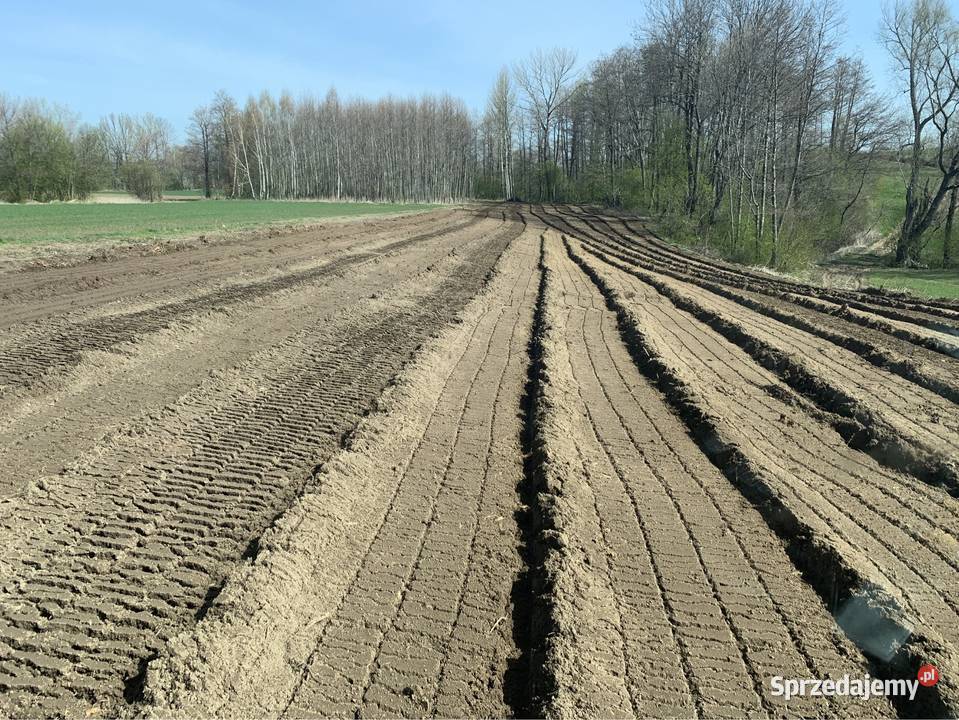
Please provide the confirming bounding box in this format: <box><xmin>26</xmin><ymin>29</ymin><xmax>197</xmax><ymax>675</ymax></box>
<box><xmin>0</xmin><ymin>200</ymin><xmax>435</xmax><ymax>246</ymax></box>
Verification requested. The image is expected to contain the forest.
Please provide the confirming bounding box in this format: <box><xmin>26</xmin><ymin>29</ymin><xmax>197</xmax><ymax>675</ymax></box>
<box><xmin>2</xmin><ymin>0</ymin><xmax>958</xmax><ymax>269</ymax></box>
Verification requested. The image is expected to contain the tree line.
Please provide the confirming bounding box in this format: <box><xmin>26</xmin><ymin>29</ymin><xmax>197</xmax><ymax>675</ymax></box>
<box><xmin>2</xmin><ymin>0</ymin><xmax>957</xmax><ymax>267</ymax></box>
<box><xmin>477</xmin><ymin>0</ymin><xmax>959</xmax><ymax>269</ymax></box>
<box><xmin>187</xmin><ymin>90</ymin><xmax>474</xmax><ymax>202</ymax></box>
<box><xmin>0</xmin><ymin>98</ymin><xmax>109</xmax><ymax>202</ymax></box>
<box><xmin>0</xmin><ymin>91</ymin><xmax>475</xmax><ymax>204</ymax></box>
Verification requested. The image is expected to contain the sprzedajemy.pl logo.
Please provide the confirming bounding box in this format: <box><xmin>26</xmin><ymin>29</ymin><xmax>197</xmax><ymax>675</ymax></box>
<box><xmin>770</xmin><ymin>665</ymin><xmax>939</xmax><ymax>703</ymax></box>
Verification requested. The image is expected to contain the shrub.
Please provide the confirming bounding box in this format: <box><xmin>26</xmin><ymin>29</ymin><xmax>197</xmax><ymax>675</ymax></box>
<box><xmin>121</xmin><ymin>160</ymin><xmax>163</xmax><ymax>201</ymax></box>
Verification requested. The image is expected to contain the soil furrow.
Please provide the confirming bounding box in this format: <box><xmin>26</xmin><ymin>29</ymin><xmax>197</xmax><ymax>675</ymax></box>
<box><xmin>0</xmin><ymin>214</ymin><xmax>487</xmax><ymax>395</ymax></box>
<box><xmin>564</xmin><ymin>236</ymin><xmax>959</xmax><ymax>715</ymax></box>
<box><xmin>572</xmin><ymin>211</ymin><xmax>959</xmax><ymax>406</ymax></box>
<box><xmin>531</xmin><ymin>231</ymin><xmax>894</xmax><ymax>718</ymax></box>
<box><xmin>0</xmin><ymin>209</ymin><xmax>458</xmax><ymax>329</ymax></box>
<box><xmin>544</xmin><ymin>206</ymin><xmax>959</xmax><ymax>355</ymax></box>
<box><xmin>0</xmin><ymin>217</ymin><xmax>515</xmax><ymax>719</ymax></box>
<box><xmin>142</xmin><ymin>227</ymin><xmax>540</xmax><ymax>719</ymax></box>
<box><xmin>3</xmin><ymin>204</ymin><xmax>954</xmax><ymax>719</ymax></box>
<box><xmin>607</xmin><ymin>211</ymin><xmax>959</xmax><ymax>325</ymax></box>
<box><xmin>577</xmin><ymin>242</ymin><xmax>959</xmax><ymax>493</ymax></box>
<box><xmin>615</xmin><ymin>216</ymin><xmax>959</xmax><ymax>339</ymax></box>
<box><xmin>0</xmin><ymin>222</ymin><xmax>504</xmax><ymax>499</ymax></box>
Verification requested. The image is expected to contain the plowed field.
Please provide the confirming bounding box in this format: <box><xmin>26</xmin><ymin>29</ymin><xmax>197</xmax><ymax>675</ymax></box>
<box><xmin>1</xmin><ymin>206</ymin><xmax>956</xmax><ymax>719</ymax></box>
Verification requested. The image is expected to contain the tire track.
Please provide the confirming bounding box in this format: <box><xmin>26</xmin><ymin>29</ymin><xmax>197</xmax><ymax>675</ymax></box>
<box><xmin>0</xmin><ymin>218</ymin><xmax>517</xmax><ymax>719</ymax></box>
<box><xmin>0</xmin><ymin>214</ymin><xmax>486</xmax><ymax>395</ymax></box>
<box><xmin>282</xmin><ymin>231</ymin><xmax>539</xmax><ymax>719</ymax></box>
<box><xmin>0</xmin><ymin>219</ymin><xmax>500</xmax><ymax>500</ymax></box>
<box><xmin>143</xmin><ymin>227</ymin><xmax>540</xmax><ymax>719</ymax></box>
<box><xmin>0</xmin><ymin>209</ymin><xmax>459</xmax><ymax>327</ymax></box>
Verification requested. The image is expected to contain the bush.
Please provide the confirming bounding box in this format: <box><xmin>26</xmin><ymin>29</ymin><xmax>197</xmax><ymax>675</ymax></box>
<box><xmin>0</xmin><ymin>103</ymin><xmax>109</xmax><ymax>203</ymax></box>
<box><xmin>121</xmin><ymin>160</ymin><xmax>163</xmax><ymax>201</ymax></box>
<box><xmin>0</xmin><ymin>110</ymin><xmax>75</xmax><ymax>202</ymax></box>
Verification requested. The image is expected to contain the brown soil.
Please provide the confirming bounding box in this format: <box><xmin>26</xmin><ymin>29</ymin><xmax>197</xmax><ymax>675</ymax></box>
<box><xmin>532</xmin><ymin>233</ymin><xmax>893</xmax><ymax>718</ymax></box>
<box><xmin>0</xmin><ymin>205</ymin><xmax>955</xmax><ymax>719</ymax></box>
<box><xmin>145</xmin><ymin>227</ymin><xmax>541</xmax><ymax>718</ymax></box>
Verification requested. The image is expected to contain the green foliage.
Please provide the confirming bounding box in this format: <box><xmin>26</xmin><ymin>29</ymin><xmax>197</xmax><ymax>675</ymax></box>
<box><xmin>604</xmin><ymin>138</ymin><xmax>901</xmax><ymax>274</ymax></box>
<box><xmin>0</xmin><ymin>105</ymin><xmax>109</xmax><ymax>203</ymax></box>
<box><xmin>72</xmin><ymin>127</ymin><xmax>111</xmax><ymax>197</ymax></box>
<box><xmin>646</xmin><ymin>121</ymin><xmax>689</xmax><ymax>216</ymax></box>
<box><xmin>0</xmin><ymin>200</ymin><xmax>434</xmax><ymax>246</ymax></box>
<box><xmin>868</xmin><ymin>162</ymin><xmax>910</xmax><ymax>237</ymax></box>
<box><xmin>471</xmin><ymin>175</ymin><xmax>503</xmax><ymax>200</ymax></box>
<box><xmin>858</xmin><ymin>160</ymin><xmax>953</xmax><ymax>268</ymax></box>
<box><xmin>617</xmin><ymin>168</ymin><xmax>648</xmax><ymax>212</ymax></box>
<box><xmin>0</xmin><ymin>110</ymin><xmax>75</xmax><ymax>202</ymax></box>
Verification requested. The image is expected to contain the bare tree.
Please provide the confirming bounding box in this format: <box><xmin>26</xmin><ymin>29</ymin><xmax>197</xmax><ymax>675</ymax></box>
<box><xmin>0</xmin><ymin>94</ymin><xmax>15</xmax><ymax>137</ymax></box>
<box><xmin>188</xmin><ymin>105</ymin><xmax>214</xmax><ymax>198</ymax></box>
<box><xmin>99</xmin><ymin>113</ymin><xmax>135</xmax><ymax>186</ymax></box>
<box><xmin>646</xmin><ymin>0</ymin><xmax>718</xmax><ymax>216</ymax></box>
<box><xmin>882</xmin><ymin>0</ymin><xmax>959</xmax><ymax>265</ymax></box>
<box><xmin>189</xmin><ymin>90</ymin><xmax>474</xmax><ymax>203</ymax></box>
<box><xmin>514</xmin><ymin>47</ymin><xmax>577</xmax><ymax>200</ymax></box>
<box><xmin>945</xmin><ymin>187</ymin><xmax>957</xmax><ymax>265</ymax></box>
<box><xmin>484</xmin><ymin>68</ymin><xmax>517</xmax><ymax>199</ymax></box>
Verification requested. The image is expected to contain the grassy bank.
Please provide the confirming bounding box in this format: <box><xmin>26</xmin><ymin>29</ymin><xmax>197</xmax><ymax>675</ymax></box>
<box><xmin>0</xmin><ymin>199</ymin><xmax>435</xmax><ymax>245</ymax></box>
<box><xmin>863</xmin><ymin>160</ymin><xmax>952</xmax><ymax>265</ymax></box>
<box><xmin>864</xmin><ymin>268</ymin><xmax>959</xmax><ymax>299</ymax></box>
<box><xmin>842</xmin><ymin>161</ymin><xmax>958</xmax><ymax>299</ymax></box>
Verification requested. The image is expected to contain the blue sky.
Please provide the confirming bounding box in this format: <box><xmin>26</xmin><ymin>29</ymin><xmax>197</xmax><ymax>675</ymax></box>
<box><xmin>1</xmin><ymin>0</ymin><xmax>900</xmax><ymax>139</ymax></box>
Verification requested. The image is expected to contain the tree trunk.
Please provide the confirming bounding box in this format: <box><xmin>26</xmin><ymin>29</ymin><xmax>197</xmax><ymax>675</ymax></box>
<box><xmin>945</xmin><ymin>187</ymin><xmax>957</xmax><ymax>267</ymax></box>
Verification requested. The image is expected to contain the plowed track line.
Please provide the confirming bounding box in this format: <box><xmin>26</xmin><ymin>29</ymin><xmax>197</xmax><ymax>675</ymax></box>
<box><xmin>0</xmin><ymin>219</ymin><xmax>502</xmax><ymax>499</ymax></box>
<box><xmin>0</xmin><ymin>213</ymin><xmax>487</xmax><ymax>394</ymax></box>
<box><xmin>564</xmin><ymin>210</ymin><xmax>959</xmax><ymax>406</ymax></box>
<box><xmin>535</xmin><ymin>234</ymin><xmax>893</xmax><ymax>719</ymax></box>
<box><xmin>565</xmin><ymin>238</ymin><xmax>959</xmax><ymax>714</ymax></box>
<box><xmin>283</xmin><ymin>233</ymin><xmax>539</xmax><ymax>719</ymax></box>
<box><xmin>575</xmin><ymin>241</ymin><xmax>959</xmax><ymax>490</ymax></box>
<box><xmin>542</xmin><ymin>208</ymin><xmax>959</xmax><ymax>488</ymax></box>
<box><xmin>543</xmin><ymin>207</ymin><xmax>959</xmax><ymax>354</ymax></box>
<box><xmin>142</xmin><ymin>228</ymin><xmax>539</xmax><ymax>719</ymax></box>
<box><xmin>0</xmin><ymin>209</ymin><xmax>459</xmax><ymax>327</ymax></box>
<box><xmin>0</xmin><ymin>219</ymin><xmax>518</xmax><ymax>719</ymax></box>
<box><xmin>590</xmin><ymin>207</ymin><xmax>959</xmax><ymax>325</ymax></box>
<box><xmin>612</xmin><ymin>213</ymin><xmax>959</xmax><ymax>337</ymax></box>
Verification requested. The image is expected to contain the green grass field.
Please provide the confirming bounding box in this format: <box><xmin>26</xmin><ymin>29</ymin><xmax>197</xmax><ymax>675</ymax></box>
<box><xmin>864</xmin><ymin>268</ymin><xmax>959</xmax><ymax>300</ymax></box>
<box><xmin>0</xmin><ymin>200</ymin><xmax>435</xmax><ymax>246</ymax></box>
<box><xmin>868</xmin><ymin>164</ymin><xmax>909</xmax><ymax>238</ymax></box>
<box><xmin>864</xmin><ymin>160</ymin><xmax>950</xmax><ymax>264</ymax></box>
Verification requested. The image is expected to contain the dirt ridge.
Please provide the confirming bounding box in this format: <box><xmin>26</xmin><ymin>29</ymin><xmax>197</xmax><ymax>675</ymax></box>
<box><xmin>563</xmin><ymin>234</ymin><xmax>957</xmax><ymax>717</ymax></box>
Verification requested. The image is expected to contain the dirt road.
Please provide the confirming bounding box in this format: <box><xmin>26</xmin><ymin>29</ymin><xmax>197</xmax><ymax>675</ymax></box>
<box><xmin>0</xmin><ymin>206</ymin><xmax>955</xmax><ymax>718</ymax></box>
